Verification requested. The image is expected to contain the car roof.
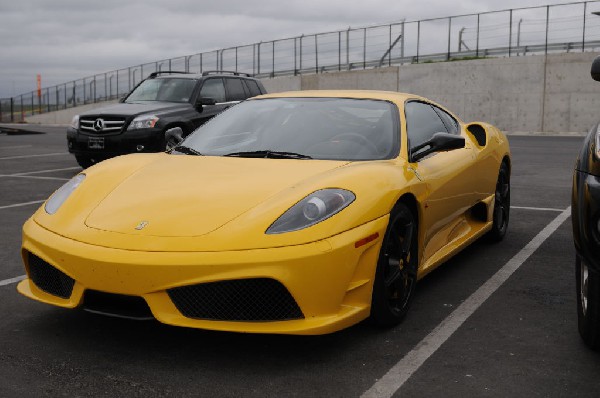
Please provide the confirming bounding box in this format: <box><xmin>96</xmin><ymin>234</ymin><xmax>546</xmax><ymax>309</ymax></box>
<box><xmin>253</xmin><ymin>90</ymin><xmax>425</xmax><ymax>104</ymax></box>
<box><xmin>153</xmin><ymin>73</ymin><xmax>258</xmax><ymax>80</ymax></box>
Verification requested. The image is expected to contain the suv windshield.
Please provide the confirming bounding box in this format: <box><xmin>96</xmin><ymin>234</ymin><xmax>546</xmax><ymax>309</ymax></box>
<box><xmin>180</xmin><ymin>97</ymin><xmax>399</xmax><ymax>161</ymax></box>
<box><xmin>126</xmin><ymin>78</ymin><xmax>197</xmax><ymax>103</ymax></box>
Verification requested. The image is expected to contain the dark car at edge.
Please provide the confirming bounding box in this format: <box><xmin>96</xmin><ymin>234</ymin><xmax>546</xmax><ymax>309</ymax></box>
<box><xmin>572</xmin><ymin>56</ymin><xmax>600</xmax><ymax>349</ymax></box>
<box><xmin>67</xmin><ymin>71</ymin><xmax>266</xmax><ymax>168</ymax></box>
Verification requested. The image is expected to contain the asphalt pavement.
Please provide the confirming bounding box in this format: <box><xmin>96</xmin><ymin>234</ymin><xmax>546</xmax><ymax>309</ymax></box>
<box><xmin>0</xmin><ymin>126</ymin><xmax>598</xmax><ymax>397</ymax></box>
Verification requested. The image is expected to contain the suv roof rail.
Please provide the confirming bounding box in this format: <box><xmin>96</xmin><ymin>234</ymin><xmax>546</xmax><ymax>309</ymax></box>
<box><xmin>201</xmin><ymin>70</ymin><xmax>252</xmax><ymax>77</ymax></box>
<box><xmin>148</xmin><ymin>71</ymin><xmax>192</xmax><ymax>78</ymax></box>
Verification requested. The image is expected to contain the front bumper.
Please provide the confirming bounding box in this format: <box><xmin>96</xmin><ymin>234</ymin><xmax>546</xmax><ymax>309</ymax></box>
<box><xmin>67</xmin><ymin>127</ymin><xmax>164</xmax><ymax>158</ymax></box>
<box><xmin>18</xmin><ymin>216</ymin><xmax>388</xmax><ymax>335</ymax></box>
<box><xmin>572</xmin><ymin>170</ymin><xmax>600</xmax><ymax>273</ymax></box>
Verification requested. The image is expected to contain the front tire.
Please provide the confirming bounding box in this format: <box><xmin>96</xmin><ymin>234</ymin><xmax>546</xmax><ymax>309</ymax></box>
<box><xmin>75</xmin><ymin>155</ymin><xmax>94</xmax><ymax>169</ymax></box>
<box><xmin>370</xmin><ymin>203</ymin><xmax>418</xmax><ymax>326</ymax></box>
<box><xmin>576</xmin><ymin>255</ymin><xmax>600</xmax><ymax>349</ymax></box>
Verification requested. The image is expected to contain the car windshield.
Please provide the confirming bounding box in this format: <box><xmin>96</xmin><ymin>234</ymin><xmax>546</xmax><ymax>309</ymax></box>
<box><xmin>125</xmin><ymin>78</ymin><xmax>197</xmax><ymax>103</ymax></box>
<box><xmin>180</xmin><ymin>97</ymin><xmax>399</xmax><ymax>161</ymax></box>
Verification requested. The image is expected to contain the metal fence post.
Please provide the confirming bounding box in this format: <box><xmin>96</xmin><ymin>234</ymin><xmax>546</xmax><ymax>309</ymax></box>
<box><xmin>116</xmin><ymin>71</ymin><xmax>119</xmax><ymax>98</ymax></box>
<box><xmin>10</xmin><ymin>97</ymin><xmax>14</xmax><ymax>122</ymax></box>
<box><xmin>346</xmin><ymin>28</ymin><xmax>350</xmax><ymax>70</ymax></box>
<box><xmin>258</xmin><ymin>42</ymin><xmax>262</xmax><ymax>75</ymax></box>
<box><xmin>447</xmin><ymin>17</ymin><xmax>452</xmax><ymax>60</ymax></box>
<box><xmin>299</xmin><ymin>36</ymin><xmax>303</xmax><ymax>73</ymax></box>
<box><xmin>389</xmin><ymin>24</ymin><xmax>392</xmax><ymax>66</ymax></box>
<box><xmin>363</xmin><ymin>28</ymin><xmax>367</xmax><ymax>69</ymax></box>
<box><xmin>401</xmin><ymin>21</ymin><xmax>405</xmax><ymax>61</ymax></box>
<box><xmin>545</xmin><ymin>5</ymin><xmax>549</xmax><ymax>54</ymax></box>
<box><xmin>315</xmin><ymin>35</ymin><xmax>319</xmax><ymax>73</ymax></box>
<box><xmin>416</xmin><ymin>21</ymin><xmax>421</xmax><ymax>63</ymax></box>
<box><xmin>235</xmin><ymin>47</ymin><xmax>238</xmax><ymax>72</ymax></box>
<box><xmin>273</xmin><ymin>41</ymin><xmax>276</xmax><ymax>76</ymax></box>
<box><xmin>583</xmin><ymin>2</ymin><xmax>588</xmax><ymax>52</ymax></box>
<box><xmin>476</xmin><ymin>13</ymin><xmax>480</xmax><ymax>57</ymax></box>
<box><xmin>509</xmin><ymin>10</ymin><xmax>513</xmax><ymax>57</ymax></box>
<box><xmin>46</xmin><ymin>88</ymin><xmax>50</xmax><ymax>112</ymax></box>
<box><xmin>338</xmin><ymin>31</ymin><xmax>341</xmax><ymax>71</ymax></box>
<box><xmin>294</xmin><ymin>38</ymin><xmax>298</xmax><ymax>75</ymax></box>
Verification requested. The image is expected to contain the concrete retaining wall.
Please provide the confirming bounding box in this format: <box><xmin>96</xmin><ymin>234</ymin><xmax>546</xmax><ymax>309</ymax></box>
<box><xmin>27</xmin><ymin>52</ymin><xmax>600</xmax><ymax>132</ymax></box>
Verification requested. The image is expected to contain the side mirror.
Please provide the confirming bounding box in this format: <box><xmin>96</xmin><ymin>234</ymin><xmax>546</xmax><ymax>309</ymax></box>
<box><xmin>410</xmin><ymin>132</ymin><xmax>465</xmax><ymax>162</ymax></box>
<box><xmin>195</xmin><ymin>97</ymin><xmax>216</xmax><ymax>107</ymax></box>
<box><xmin>165</xmin><ymin>127</ymin><xmax>184</xmax><ymax>151</ymax></box>
<box><xmin>592</xmin><ymin>56</ymin><xmax>600</xmax><ymax>81</ymax></box>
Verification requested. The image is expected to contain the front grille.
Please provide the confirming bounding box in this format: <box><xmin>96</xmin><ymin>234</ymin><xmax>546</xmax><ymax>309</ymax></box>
<box><xmin>83</xmin><ymin>290</ymin><xmax>154</xmax><ymax>320</ymax></box>
<box><xmin>80</xmin><ymin>116</ymin><xmax>126</xmax><ymax>134</ymax></box>
<box><xmin>167</xmin><ymin>278</ymin><xmax>304</xmax><ymax>322</ymax></box>
<box><xmin>27</xmin><ymin>253</ymin><xmax>75</xmax><ymax>299</ymax></box>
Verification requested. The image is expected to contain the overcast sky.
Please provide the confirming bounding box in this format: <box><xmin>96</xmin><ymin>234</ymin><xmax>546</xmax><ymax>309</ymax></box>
<box><xmin>0</xmin><ymin>0</ymin><xmax>589</xmax><ymax>98</ymax></box>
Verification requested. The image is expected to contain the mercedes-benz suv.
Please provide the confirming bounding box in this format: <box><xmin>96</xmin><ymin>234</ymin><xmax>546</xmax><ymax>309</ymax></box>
<box><xmin>67</xmin><ymin>71</ymin><xmax>266</xmax><ymax>168</ymax></box>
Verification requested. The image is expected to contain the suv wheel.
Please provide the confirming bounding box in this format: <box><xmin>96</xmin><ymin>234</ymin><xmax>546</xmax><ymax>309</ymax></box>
<box><xmin>577</xmin><ymin>255</ymin><xmax>600</xmax><ymax>349</ymax></box>
<box><xmin>75</xmin><ymin>156</ymin><xmax>94</xmax><ymax>169</ymax></box>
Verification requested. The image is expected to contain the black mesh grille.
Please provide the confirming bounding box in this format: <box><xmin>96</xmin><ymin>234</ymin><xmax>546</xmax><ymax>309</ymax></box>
<box><xmin>167</xmin><ymin>278</ymin><xmax>304</xmax><ymax>321</ymax></box>
<box><xmin>83</xmin><ymin>290</ymin><xmax>154</xmax><ymax>320</ymax></box>
<box><xmin>27</xmin><ymin>252</ymin><xmax>75</xmax><ymax>299</ymax></box>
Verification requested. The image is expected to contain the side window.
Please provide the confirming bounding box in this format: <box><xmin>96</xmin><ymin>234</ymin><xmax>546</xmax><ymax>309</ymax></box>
<box><xmin>405</xmin><ymin>101</ymin><xmax>448</xmax><ymax>149</ymax></box>
<box><xmin>243</xmin><ymin>80</ymin><xmax>262</xmax><ymax>97</ymax></box>
<box><xmin>225</xmin><ymin>78</ymin><xmax>247</xmax><ymax>101</ymax></box>
<box><xmin>432</xmin><ymin>106</ymin><xmax>459</xmax><ymax>135</ymax></box>
<box><xmin>199</xmin><ymin>78</ymin><xmax>226</xmax><ymax>103</ymax></box>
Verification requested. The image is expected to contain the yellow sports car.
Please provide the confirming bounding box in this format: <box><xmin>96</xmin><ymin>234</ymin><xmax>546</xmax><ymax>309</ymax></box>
<box><xmin>18</xmin><ymin>90</ymin><xmax>511</xmax><ymax>335</ymax></box>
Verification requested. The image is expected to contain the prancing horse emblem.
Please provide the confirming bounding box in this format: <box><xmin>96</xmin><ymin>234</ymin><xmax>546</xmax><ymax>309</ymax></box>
<box><xmin>135</xmin><ymin>221</ymin><xmax>149</xmax><ymax>230</ymax></box>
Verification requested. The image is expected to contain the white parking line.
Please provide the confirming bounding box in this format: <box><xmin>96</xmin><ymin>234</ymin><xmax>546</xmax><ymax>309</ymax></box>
<box><xmin>0</xmin><ymin>145</ymin><xmax>32</xmax><ymax>150</ymax></box>
<box><xmin>362</xmin><ymin>207</ymin><xmax>571</xmax><ymax>398</ymax></box>
<box><xmin>0</xmin><ymin>200</ymin><xmax>45</xmax><ymax>210</ymax></box>
<box><xmin>0</xmin><ymin>275</ymin><xmax>25</xmax><ymax>287</ymax></box>
<box><xmin>12</xmin><ymin>166</ymin><xmax>80</xmax><ymax>176</ymax></box>
<box><xmin>511</xmin><ymin>205</ymin><xmax>564</xmax><ymax>212</ymax></box>
<box><xmin>0</xmin><ymin>152</ymin><xmax>69</xmax><ymax>160</ymax></box>
<box><xmin>0</xmin><ymin>174</ymin><xmax>69</xmax><ymax>181</ymax></box>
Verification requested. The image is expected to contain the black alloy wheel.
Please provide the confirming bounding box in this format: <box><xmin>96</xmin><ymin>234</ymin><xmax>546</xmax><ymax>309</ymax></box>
<box><xmin>370</xmin><ymin>203</ymin><xmax>418</xmax><ymax>326</ymax></box>
<box><xmin>488</xmin><ymin>161</ymin><xmax>510</xmax><ymax>241</ymax></box>
<box><xmin>576</xmin><ymin>255</ymin><xmax>600</xmax><ymax>349</ymax></box>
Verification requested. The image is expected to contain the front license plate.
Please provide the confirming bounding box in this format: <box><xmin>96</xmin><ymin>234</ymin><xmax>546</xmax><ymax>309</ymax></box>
<box><xmin>88</xmin><ymin>136</ymin><xmax>104</xmax><ymax>149</ymax></box>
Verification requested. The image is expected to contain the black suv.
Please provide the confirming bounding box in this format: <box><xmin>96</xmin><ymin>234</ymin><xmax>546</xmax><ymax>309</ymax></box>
<box><xmin>67</xmin><ymin>71</ymin><xmax>266</xmax><ymax>168</ymax></box>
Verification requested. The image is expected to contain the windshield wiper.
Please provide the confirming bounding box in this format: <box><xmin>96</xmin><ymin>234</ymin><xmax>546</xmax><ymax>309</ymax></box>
<box><xmin>224</xmin><ymin>150</ymin><xmax>312</xmax><ymax>159</ymax></box>
<box><xmin>171</xmin><ymin>145</ymin><xmax>203</xmax><ymax>156</ymax></box>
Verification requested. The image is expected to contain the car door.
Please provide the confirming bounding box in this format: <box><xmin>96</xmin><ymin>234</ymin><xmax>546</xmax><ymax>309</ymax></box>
<box><xmin>191</xmin><ymin>78</ymin><xmax>231</xmax><ymax>129</ymax></box>
<box><xmin>404</xmin><ymin>101</ymin><xmax>480</xmax><ymax>271</ymax></box>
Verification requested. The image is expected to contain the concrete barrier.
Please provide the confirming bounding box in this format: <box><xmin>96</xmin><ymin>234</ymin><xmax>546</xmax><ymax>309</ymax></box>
<box><xmin>26</xmin><ymin>52</ymin><xmax>600</xmax><ymax>133</ymax></box>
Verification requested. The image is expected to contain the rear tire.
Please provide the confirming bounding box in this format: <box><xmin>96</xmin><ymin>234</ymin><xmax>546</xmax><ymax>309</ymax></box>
<box><xmin>370</xmin><ymin>203</ymin><xmax>418</xmax><ymax>326</ymax></box>
<box><xmin>577</xmin><ymin>255</ymin><xmax>600</xmax><ymax>349</ymax></box>
<box><xmin>487</xmin><ymin>161</ymin><xmax>510</xmax><ymax>242</ymax></box>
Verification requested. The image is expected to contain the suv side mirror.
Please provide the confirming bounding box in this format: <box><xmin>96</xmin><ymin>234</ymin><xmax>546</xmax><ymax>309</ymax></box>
<box><xmin>410</xmin><ymin>132</ymin><xmax>466</xmax><ymax>162</ymax></box>
<box><xmin>592</xmin><ymin>56</ymin><xmax>600</xmax><ymax>81</ymax></box>
<box><xmin>196</xmin><ymin>97</ymin><xmax>216</xmax><ymax>107</ymax></box>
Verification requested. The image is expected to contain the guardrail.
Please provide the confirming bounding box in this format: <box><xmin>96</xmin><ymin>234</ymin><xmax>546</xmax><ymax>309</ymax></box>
<box><xmin>2</xmin><ymin>1</ymin><xmax>600</xmax><ymax>123</ymax></box>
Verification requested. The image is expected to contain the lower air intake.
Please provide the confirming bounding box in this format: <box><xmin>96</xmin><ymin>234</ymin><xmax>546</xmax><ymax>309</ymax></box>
<box><xmin>167</xmin><ymin>278</ymin><xmax>304</xmax><ymax>322</ymax></box>
<box><xmin>27</xmin><ymin>252</ymin><xmax>75</xmax><ymax>299</ymax></box>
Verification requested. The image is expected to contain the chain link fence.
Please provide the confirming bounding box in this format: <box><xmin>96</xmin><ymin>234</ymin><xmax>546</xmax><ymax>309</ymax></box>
<box><xmin>3</xmin><ymin>1</ymin><xmax>600</xmax><ymax>123</ymax></box>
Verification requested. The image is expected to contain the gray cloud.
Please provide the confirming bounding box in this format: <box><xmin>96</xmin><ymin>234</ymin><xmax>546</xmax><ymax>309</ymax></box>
<box><xmin>0</xmin><ymin>0</ymin><xmax>584</xmax><ymax>97</ymax></box>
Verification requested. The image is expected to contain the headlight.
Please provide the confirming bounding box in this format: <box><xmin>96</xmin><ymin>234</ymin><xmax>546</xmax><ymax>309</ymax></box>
<box><xmin>266</xmin><ymin>189</ymin><xmax>355</xmax><ymax>234</ymax></box>
<box><xmin>45</xmin><ymin>174</ymin><xmax>86</xmax><ymax>215</ymax></box>
<box><xmin>70</xmin><ymin>115</ymin><xmax>79</xmax><ymax>129</ymax></box>
<box><xmin>127</xmin><ymin>115</ymin><xmax>159</xmax><ymax>130</ymax></box>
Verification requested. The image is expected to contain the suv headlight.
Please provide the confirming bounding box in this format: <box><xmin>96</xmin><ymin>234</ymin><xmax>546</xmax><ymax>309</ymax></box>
<box><xmin>45</xmin><ymin>174</ymin><xmax>86</xmax><ymax>215</ymax></box>
<box><xmin>70</xmin><ymin>115</ymin><xmax>79</xmax><ymax>129</ymax></box>
<box><xmin>128</xmin><ymin>115</ymin><xmax>159</xmax><ymax>130</ymax></box>
<box><xmin>266</xmin><ymin>189</ymin><xmax>355</xmax><ymax>234</ymax></box>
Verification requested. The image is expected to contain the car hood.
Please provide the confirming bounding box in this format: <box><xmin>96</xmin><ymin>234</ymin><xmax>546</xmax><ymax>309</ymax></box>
<box><xmin>79</xmin><ymin>102</ymin><xmax>188</xmax><ymax>117</ymax></box>
<box><xmin>83</xmin><ymin>155</ymin><xmax>350</xmax><ymax>237</ymax></box>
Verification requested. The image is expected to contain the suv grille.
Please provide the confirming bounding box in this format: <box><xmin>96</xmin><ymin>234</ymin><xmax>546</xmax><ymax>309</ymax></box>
<box><xmin>27</xmin><ymin>252</ymin><xmax>75</xmax><ymax>299</ymax></box>
<box><xmin>80</xmin><ymin>116</ymin><xmax>126</xmax><ymax>134</ymax></box>
<box><xmin>167</xmin><ymin>278</ymin><xmax>304</xmax><ymax>322</ymax></box>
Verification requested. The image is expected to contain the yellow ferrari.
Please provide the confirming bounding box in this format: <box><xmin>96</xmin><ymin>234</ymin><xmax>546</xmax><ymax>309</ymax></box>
<box><xmin>18</xmin><ymin>90</ymin><xmax>511</xmax><ymax>335</ymax></box>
